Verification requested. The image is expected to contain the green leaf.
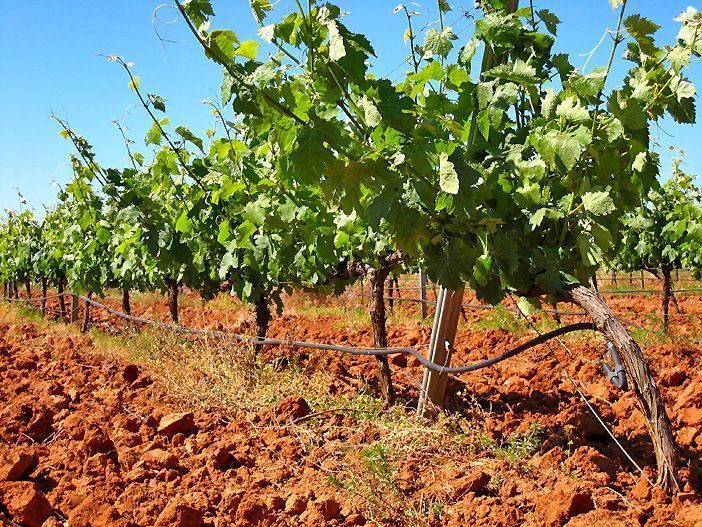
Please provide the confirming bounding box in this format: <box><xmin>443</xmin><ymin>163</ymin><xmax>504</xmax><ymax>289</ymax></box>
<box><xmin>182</xmin><ymin>0</ymin><xmax>214</xmax><ymax>29</ymax></box>
<box><xmin>250</xmin><ymin>0</ymin><xmax>272</xmax><ymax>23</ymax></box>
<box><xmin>535</xmin><ymin>269</ymin><xmax>563</xmax><ymax>294</ymax></box>
<box><xmin>529</xmin><ymin>208</ymin><xmax>562</xmax><ymax>229</ymax></box>
<box><xmin>439</xmin><ymin>152</ymin><xmax>459</xmax><ymax>194</ymax></box>
<box><xmin>602</xmin><ymin>117</ymin><xmax>624</xmax><ymax>141</ymax></box>
<box><xmin>210</xmin><ymin>30</ymin><xmax>239</xmax><ymax>60</ymax></box>
<box><xmin>484</xmin><ymin>59</ymin><xmax>537</xmax><ymax>84</ymax></box>
<box><xmin>568</xmin><ymin>67</ymin><xmax>606</xmax><ymax>98</ymax></box>
<box><xmin>612</xmin><ymin>93</ymin><xmax>647</xmax><ymax>130</ymax></box>
<box><xmin>632</xmin><ymin>151</ymin><xmax>647</xmax><ymax>172</ymax></box>
<box><xmin>473</xmin><ymin>254</ymin><xmax>491</xmax><ymax>286</ymax></box>
<box><xmin>175</xmin><ymin>126</ymin><xmax>204</xmax><ymax>151</ymax></box>
<box><xmin>578</xmin><ymin>233</ymin><xmax>603</xmax><ymax>266</ymax></box>
<box><xmin>671</xmin><ymin>76</ymin><xmax>696</xmax><ymax>102</ymax></box>
<box><xmin>582</xmin><ymin>190</ymin><xmax>615</xmax><ymax>216</ymax></box>
<box><xmin>667</xmin><ymin>93</ymin><xmax>696</xmax><ymax>123</ymax></box>
<box><xmin>128</xmin><ymin>76</ymin><xmax>141</xmax><ymax>91</ymax></box>
<box><xmin>236</xmin><ymin>220</ymin><xmax>257</xmax><ymax>250</ymax></box>
<box><xmin>235</xmin><ymin>40</ymin><xmax>260</xmax><ymax>60</ymax></box>
<box><xmin>175</xmin><ymin>211</ymin><xmax>192</xmax><ymax>234</ymax></box>
<box><xmin>221</xmin><ymin>69</ymin><xmax>235</xmax><ymax>105</ymax></box>
<box><xmin>624</xmin><ymin>15</ymin><xmax>660</xmax><ymax>55</ymax></box>
<box><xmin>333</xmin><ymin>231</ymin><xmax>349</xmax><ymax>248</ymax></box>
<box><xmin>475</xmin><ymin>12</ymin><xmax>521</xmax><ymax>54</ymax></box>
<box><xmin>290</xmin><ymin>125</ymin><xmax>335</xmax><ymax>181</ymax></box>
<box><xmin>538</xmin><ymin>9</ymin><xmax>560</xmax><ymax>35</ymax></box>
<box><xmin>529</xmin><ymin>208</ymin><xmax>548</xmax><ymax>229</ymax></box>
<box><xmin>422</xmin><ymin>26</ymin><xmax>457</xmax><ymax>58</ymax></box>
<box><xmin>96</xmin><ymin>227</ymin><xmax>111</xmax><ymax>244</ymax></box>
<box><xmin>145</xmin><ymin>121</ymin><xmax>163</xmax><ymax>146</ymax></box>
<box><xmin>408</xmin><ymin>61</ymin><xmax>443</xmax><ymax>97</ymax></box>
<box><xmin>360</xmin><ymin>96</ymin><xmax>382</xmax><ymax>128</ymax></box>
<box><xmin>556</xmin><ymin>96</ymin><xmax>590</xmax><ymax>122</ymax></box>
<box><xmin>531</xmin><ymin>130</ymin><xmax>583</xmax><ymax>171</ymax></box>
<box><xmin>446</xmin><ymin>64</ymin><xmax>469</xmax><ymax>87</ymax></box>
<box><xmin>219</xmin><ymin>251</ymin><xmax>236</xmax><ymax>279</ymax></box>
<box><xmin>477</xmin><ymin>110</ymin><xmax>490</xmax><ymax>140</ymax></box>
<box><xmin>217</xmin><ymin>220</ymin><xmax>231</xmax><ymax>245</ymax></box>
<box><xmin>327</xmin><ymin>21</ymin><xmax>346</xmax><ymax>61</ymax></box>
<box><xmin>250</xmin><ymin>61</ymin><xmax>277</xmax><ymax>83</ymax></box>
<box><xmin>458</xmin><ymin>38</ymin><xmax>479</xmax><ymax>65</ymax></box>
<box><xmin>516</xmin><ymin>297</ymin><xmax>540</xmax><ymax>315</ymax></box>
<box><xmin>148</xmin><ymin>94</ymin><xmax>166</xmax><ymax>112</ymax></box>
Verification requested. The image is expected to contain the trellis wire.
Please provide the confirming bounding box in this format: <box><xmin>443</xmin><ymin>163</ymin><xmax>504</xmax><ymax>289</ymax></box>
<box><xmin>507</xmin><ymin>293</ymin><xmax>655</xmax><ymax>487</ymax></box>
<box><xmin>358</xmin><ymin>295</ymin><xmax>702</xmax><ymax>319</ymax></box>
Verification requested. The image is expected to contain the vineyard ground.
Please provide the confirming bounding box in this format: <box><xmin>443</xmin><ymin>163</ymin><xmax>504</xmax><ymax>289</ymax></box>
<box><xmin>0</xmin><ymin>290</ymin><xmax>700</xmax><ymax>527</ymax></box>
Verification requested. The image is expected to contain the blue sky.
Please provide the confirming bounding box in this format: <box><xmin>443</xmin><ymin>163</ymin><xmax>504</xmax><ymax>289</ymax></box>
<box><xmin>1</xmin><ymin>1</ymin><xmax>700</xmax><ymax>212</ymax></box>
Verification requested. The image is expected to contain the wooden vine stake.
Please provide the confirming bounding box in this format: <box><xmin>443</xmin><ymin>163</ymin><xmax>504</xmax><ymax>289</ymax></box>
<box><xmin>561</xmin><ymin>285</ymin><xmax>680</xmax><ymax>493</ymax></box>
<box><xmin>419</xmin><ymin>269</ymin><xmax>428</xmax><ymax>319</ymax></box>
<box><xmin>416</xmin><ymin>284</ymin><xmax>465</xmax><ymax>418</ymax></box>
<box><xmin>81</xmin><ymin>292</ymin><xmax>93</xmax><ymax>333</ymax></box>
<box><xmin>417</xmin><ymin>0</ymin><xmax>517</xmax><ymax>420</ymax></box>
<box><xmin>70</xmin><ymin>292</ymin><xmax>79</xmax><ymax>323</ymax></box>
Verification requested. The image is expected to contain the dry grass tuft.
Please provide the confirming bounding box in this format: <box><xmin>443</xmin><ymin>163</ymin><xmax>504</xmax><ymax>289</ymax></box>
<box><xmin>89</xmin><ymin>328</ymin><xmax>336</xmax><ymax>416</ymax></box>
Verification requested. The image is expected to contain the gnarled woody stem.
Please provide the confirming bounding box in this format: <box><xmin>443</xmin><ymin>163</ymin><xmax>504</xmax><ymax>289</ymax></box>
<box><xmin>326</xmin><ymin>251</ymin><xmax>406</xmax><ymax>406</ymax></box>
<box><xmin>559</xmin><ymin>285</ymin><xmax>679</xmax><ymax>493</ymax></box>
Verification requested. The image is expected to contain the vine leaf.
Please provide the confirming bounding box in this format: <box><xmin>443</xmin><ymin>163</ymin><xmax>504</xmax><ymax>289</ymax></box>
<box><xmin>235</xmin><ymin>40</ymin><xmax>260</xmax><ymax>60</ymax></box>
<box><xmin>328</xmin><ymin>21</ymin><xmax>346</xmax><ymax>61</ymax></box>
<box><xmin>439</xmin><ymin>153</ymin><xmax>459</xmax><ymax>194</ymax></box>
<box><xmin>148</xmin><ymin>94</ymin><xmax>166</xmax><ymax>112</ymax></box>
<box><xmin>582</xmin><ymin>191</ymin><xmax>615</xmax><ymax>216</ymax></box>
<box><xmin>360</xmin><ymin>96</ymin><xmax>381</xmax><ymax>128</ymax></box>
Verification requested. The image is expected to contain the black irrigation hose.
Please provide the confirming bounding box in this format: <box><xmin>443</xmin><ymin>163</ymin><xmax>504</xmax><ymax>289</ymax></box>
<box><xmin>76</xmin><ymin>295</ymin><xmax>596</xmax><ymax>374</ymax></box>
<box><xmin>3</xmin><ymin>293</ymin><xmax>596</xmax><ymax>375</ymax></box>
<box><xmin>434</xmin><ymin>322</ymin><xmax>597</xmax><ymax>373</ymax></box>
<box><xmin>603</xmin><ymin>340</ymin><xmax>628</xmax><ymax>390</ymax></box>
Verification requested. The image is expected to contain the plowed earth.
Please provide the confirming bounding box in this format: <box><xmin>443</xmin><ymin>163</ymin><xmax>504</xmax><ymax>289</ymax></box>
<box><xmin>0</xmin><ymin>288</ymin><xmax>700</xmax><ymax>527</ymax></box>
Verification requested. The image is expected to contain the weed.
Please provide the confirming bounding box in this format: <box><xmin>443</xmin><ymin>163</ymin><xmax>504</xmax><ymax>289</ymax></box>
<box><xmin>497</xmin><ymin>422</ymin><xmax>543</xmax><ymax>466</ymax></box>
<box><xmin>361</xmin><ymin>443</ymin><xmax>396</xmax><ymax>490</ymax></box>
<box><xmin>475</xmin><ymin>306</ymin><xmax>527</xmax><ymax>335</ymax></box>
<box><xmin>430</xmin><ymin>500</ymin><xmax>444</xmax><ymax>519</ymax></box>
<box><xmin>469</xmin><ymin>422</ymin><xmax>543</xmax><ymax>467</ymax></box>
<box><xmin>329</xmin><ymin>441</ymin><xmax>427</xmax><ymax>527</ymax></box>
<box><xmin>474</xmin><ymin>432</ymin><xmax>497</xmax><ymax>452</ymax></box>
<box><xmin>15</xmin><ymin>304</ymin><xmax>44</xmax><ymax>322</ymax></box>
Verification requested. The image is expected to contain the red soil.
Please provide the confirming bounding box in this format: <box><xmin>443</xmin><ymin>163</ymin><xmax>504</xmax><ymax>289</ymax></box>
<box><xmin>0</xmin><ymin>289</ymin><xmax>700</xmax><ymax>526</ymax></box>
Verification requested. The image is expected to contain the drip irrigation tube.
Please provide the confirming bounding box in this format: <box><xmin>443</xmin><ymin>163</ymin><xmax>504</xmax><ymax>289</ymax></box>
<box><xmin>3</xmin><ymin>293</ymin><xmax>596</xmax><ymax>375</ymax></box>
<box><xmin>603</xmin><ymin>340</ymin><xmax>628</xmax><ymax>390</ymax></box>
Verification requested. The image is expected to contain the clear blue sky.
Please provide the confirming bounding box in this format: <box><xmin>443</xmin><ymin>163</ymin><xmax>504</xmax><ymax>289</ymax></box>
<box><xmin>1</xmin><ymin>1</ymin><xmax>700</xmax><ymax>212</ymax></box>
